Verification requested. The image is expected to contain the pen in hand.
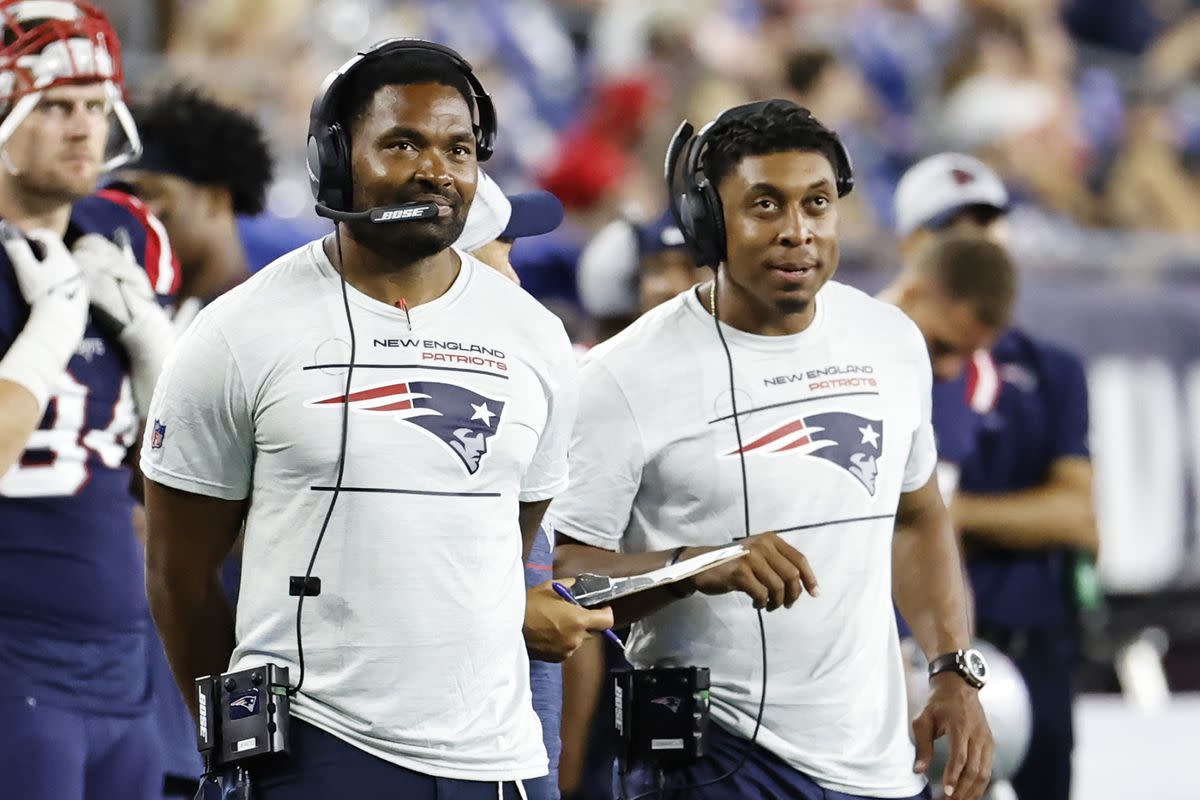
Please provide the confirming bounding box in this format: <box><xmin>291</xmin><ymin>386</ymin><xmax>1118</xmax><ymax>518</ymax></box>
<box><xmin>551</xmin><ymin>581</ymin><xmax>626</xmax><ymax>652</ymax></box>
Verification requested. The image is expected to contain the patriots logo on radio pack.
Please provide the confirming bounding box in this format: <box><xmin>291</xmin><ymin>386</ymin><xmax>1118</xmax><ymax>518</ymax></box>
<box><xmin>726</xmin><ymin>411</ymin><xmax>884</xmax><ymax>495</ymax></box>
<box><xmin>227</xmin><ymin>688</ymin><xmax>259</xmax><ymax>720</ymax></box>
<box><xmin>308</xmin><ymin>380</ymin><xmax>506</xmax><ymax>474</ymax></box>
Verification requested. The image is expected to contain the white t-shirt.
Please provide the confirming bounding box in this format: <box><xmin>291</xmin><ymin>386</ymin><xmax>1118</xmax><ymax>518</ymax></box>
<box><xmin>550</xmin><ymin>281</ymin><xmax>935</xmax><ymax>797</ymax></box>
<box><xmin>141</xmin><ymin>241</ymin><xmax>577</xmax><ymax>781</ymax></box>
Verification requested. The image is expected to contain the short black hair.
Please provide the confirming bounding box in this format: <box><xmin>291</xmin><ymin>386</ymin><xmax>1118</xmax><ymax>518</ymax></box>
<box><xmin>132</xmin><ymin>84</ymin><xmax>273</xmax><ymax>215</ymax></box>
<box><xmin>701</xmin><ymin>100</ymin><xmax>843</xmax><ymax>192</ymax></box>
<box><xmin>337</xmin><ymin>50</ymin><xmax>475</xmax><ymax>135</ymax></box>
<box><xmin>914</xmin><ymin>231</ymin><xmax>1016</xmax><ymax>329</ymax></box>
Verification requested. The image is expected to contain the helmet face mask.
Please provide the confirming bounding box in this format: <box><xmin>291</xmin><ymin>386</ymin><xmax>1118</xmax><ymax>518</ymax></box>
<box><xmin>0</xmin><ymin>0</ymin><xmax>140</xmax><ymax>175</ymax></box>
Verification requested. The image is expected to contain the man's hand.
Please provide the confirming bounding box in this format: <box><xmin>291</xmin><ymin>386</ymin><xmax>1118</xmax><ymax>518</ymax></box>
<box><xmin>683</xmin><ymin>532</ymin><xmax>819</xmax><ymax>611</ymax></box>
<box><xmin>524</xmin><ymin>579</ymin><xmax>615</xmax><ymax>663</ymax></box>
<box><xmin>72</xmin><ymin>231</ymin><xmax>174</xmax><ymax>416</ymax></box>
<box><xmin>912</xmin><ymin>675</ymin><xmax>994</xmax><ymax>800</ymax></box>
<box><xmin>0</xmin><ymin>225</ymin><xmax>89</xmax><ymax>410</ymax></box>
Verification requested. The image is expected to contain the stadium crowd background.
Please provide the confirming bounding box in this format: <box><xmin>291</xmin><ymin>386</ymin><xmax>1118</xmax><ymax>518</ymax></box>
<box><xmin>95</xmin><ymin>0</ymin><xmax>1199</xmax><ymax>796</ymax></box>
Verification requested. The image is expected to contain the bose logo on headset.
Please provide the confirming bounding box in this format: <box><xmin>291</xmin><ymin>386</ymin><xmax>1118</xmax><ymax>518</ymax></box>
<box><xmin>378</xmin><ymin>207</ymin><xmax>427</xmax><ymax>221</ymax></box>
<box><xmin>664</xmin><ymin>99</ymin><xmax>854</xmax><ymax>269</ymax></box>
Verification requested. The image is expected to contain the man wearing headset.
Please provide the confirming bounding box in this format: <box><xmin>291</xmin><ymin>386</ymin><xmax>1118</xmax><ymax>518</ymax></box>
<box><xmin>141</xmin><ymin>40</ymin><xmax>605</xmax><ymax>799</ymax></box>
<box><xmin>551</xmin><ymin>100</ymin><xmax>993</xmax><ymax>800</ymax></box>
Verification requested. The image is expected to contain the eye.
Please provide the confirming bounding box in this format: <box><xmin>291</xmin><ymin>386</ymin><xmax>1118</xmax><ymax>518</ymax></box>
<box><xmin>38</xmin><ymin>100</ymin><xmax>70</xmax><ymax>115</ymax></box>
<box><xmin>451</xmin><ymin>144</ymin><xmax>472</xmax><ymax>157</ymax></box>
<box><xmin>809</xmin><ymin>196</ymin><xmax>830</xmax><ymax>210</ymax></box>
<box><xmin>753</xmin><ymin>197</ymin><xmax>778</xmax><ymax>211</ymax></box>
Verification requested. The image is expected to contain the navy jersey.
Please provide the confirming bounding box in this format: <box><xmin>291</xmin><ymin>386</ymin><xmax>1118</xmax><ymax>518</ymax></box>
<box><xmin>0</xmin><ymin>190</ymin><xmax>177</xmax><ymax>713</ymax></box>
<box><xmin>932</xmin><ymin>350</ymin><xmax>1001</xmax><ymax>494</ymax></box>
<box><xmin>960</xmin><ymin>328</ymin><xmax>1090</xmax><ymax>629</ymax></box>
<box><xmin>896</xmin><ymin>352</ymin><xmax>999</xmax><ymax>639</ymax></box>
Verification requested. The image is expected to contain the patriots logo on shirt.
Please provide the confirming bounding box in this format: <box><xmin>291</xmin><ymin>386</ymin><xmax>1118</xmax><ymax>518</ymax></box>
<box><xmin>308</xmin><ymin>380</ymin><xmax>506</xmax><ymax>475</ymax></box>
<box><xmin>726</xmin><ymin>411</ymin><xmax>884</xmax><ymax>495</ymax></box>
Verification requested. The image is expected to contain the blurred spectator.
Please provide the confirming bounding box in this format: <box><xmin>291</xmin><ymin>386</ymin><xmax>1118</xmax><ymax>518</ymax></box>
<box><xmin>1104</xmin><ymin>91</ymin><xmax>1200</xmax><ymax>232</ymax></box>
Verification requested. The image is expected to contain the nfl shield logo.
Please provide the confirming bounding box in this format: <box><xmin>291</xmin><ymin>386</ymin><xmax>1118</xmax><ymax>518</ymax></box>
<box><xmin>150</xmin><ymin>419</ymin><xmax>166</xmax><ymax>449</ymax></box>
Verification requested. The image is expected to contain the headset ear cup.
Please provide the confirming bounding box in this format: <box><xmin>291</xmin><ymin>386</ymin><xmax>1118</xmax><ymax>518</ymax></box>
<box><xmin>699</xmin><ymin>180</ymin><xmax>726</xmax><ymax>266</ymax></box>
<box><xmin>311</xmin><ymin>123</ymin><xmax>352</xmax><ymax>212</ymax></box>
<box><xmin>679</xmin><ymin>190</ymin><xmax>715</xmax><ymax>269</ymax></box>
<box><xmin>306</xmin><ymin>134</ymin><xmax>324</xmax><ymax>202</ymax></box>
<box><xmin>308</xmin><ymin>126</ymin><xmax>342</xmax><ymax>210</ymax></box>
<box><xmin>329</xmin><ymin>124</ymin><xmax>352</xmax><ymax>211</ymax></box>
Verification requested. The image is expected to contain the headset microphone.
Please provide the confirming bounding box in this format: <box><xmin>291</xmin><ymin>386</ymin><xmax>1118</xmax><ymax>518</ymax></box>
<box><xmin>313</xmin><ymin>201</ymin><xmax>447</xmax><ymax>224</ymax></box>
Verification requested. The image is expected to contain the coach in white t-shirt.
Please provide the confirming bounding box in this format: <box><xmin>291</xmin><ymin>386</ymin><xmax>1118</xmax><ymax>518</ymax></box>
<box><xmin>140</xmin><ymin>41</ymin><xmax>604</xmax><ymax>800</ymax></box>
<box><xmin>552</xmin><ymin>100</ymin><xmax>993</xmax><ymax>800</ymax></box>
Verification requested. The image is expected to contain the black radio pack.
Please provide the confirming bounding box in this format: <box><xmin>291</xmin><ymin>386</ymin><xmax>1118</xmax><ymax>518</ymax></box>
<box><xmin>196</xmin><ymin>664</ymin><xmax>292</xmax><ymax>770</ymax></box>
<box><xmin>614</xmin><ymin>666</ymin><xmax>710</xmax><ymax>767</ymax></box>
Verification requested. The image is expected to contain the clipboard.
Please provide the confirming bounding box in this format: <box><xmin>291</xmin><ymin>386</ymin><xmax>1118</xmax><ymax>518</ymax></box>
<box><xmin>569</xmin><ymin>544</ymin><xmax>749</xmax><ymax>608</ymax></box>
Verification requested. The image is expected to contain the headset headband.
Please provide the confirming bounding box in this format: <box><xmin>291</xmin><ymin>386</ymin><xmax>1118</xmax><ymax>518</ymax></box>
<box><xmin>308</xmin><ymin>37</ymin><xmax>496</xmax><ymax>161</ymax></box>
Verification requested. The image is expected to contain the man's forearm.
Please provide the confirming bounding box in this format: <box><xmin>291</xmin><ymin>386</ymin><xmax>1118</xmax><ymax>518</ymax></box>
<box><xmin>893</xmin><ymin>486</ymin><xmax>973</xmax><ymax>659</ymax></box>
<box><xmin>519</xmin><ymin>499</ymin><xmax>552</xmax><ymax>560</ymax></box>
<box><xmin>954</xmin><ymin>487</ymin><xmax>1098</xmax><ymax>554</ymax></box>
<box><xmin>148</xmin><ymin>569</ymin><xmax>236</xmax><ymax>718</ymax></box>
<box><xmin>0</xmin><ymin>379</ymin><xmax>42</xmax><ymax>476</ymax></box>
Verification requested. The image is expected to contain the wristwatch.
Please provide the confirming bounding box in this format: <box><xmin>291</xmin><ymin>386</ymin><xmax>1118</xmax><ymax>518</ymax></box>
<box><xmin>928</xmin><ymin>648</ymin><xmax>989</xmax><ymax>689</ymax></box>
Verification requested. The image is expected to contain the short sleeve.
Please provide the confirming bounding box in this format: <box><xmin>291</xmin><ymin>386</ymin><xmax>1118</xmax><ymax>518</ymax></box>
<box><xmin>902</xmin><ymin>322</ymin><xmax>938</xmax><ymax>493</ymax></box>
<box><xmin>519</xmin><ymin>324</ymin><xmax>579</xmax><ymax>502</ymax></box>
<box><xmin>139</xmin><ymin>314</ymin><xmax>253</xmax><ymax>500</ymax></box>
<box><xmin>1046</xmin><ymin>347</ymin><xmax>1090</xmax><ymax>461</ymax></box>
<box><xmin>547</xmin><ymin>359</ymin><xmax>645</xmax><ymax>552</ymax></box>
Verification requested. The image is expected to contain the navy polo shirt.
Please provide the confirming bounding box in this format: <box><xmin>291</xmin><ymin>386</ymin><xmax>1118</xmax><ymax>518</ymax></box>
<box><xmin>959</xmin><ymin>328</ymin><xmax>1090</xmax><ymax>629</ymax></box>
<box><xmin>896</xmin><ymin>355</ymin><xmax>997</xmax><ymax>639</ymax></box>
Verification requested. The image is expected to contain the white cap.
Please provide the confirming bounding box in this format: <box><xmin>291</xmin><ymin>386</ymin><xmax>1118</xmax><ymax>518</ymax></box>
<box><xmin>455</xmin><ymin>169</ymin><xmax>511</xmax><ymax>252</ymax></box>
<box><xmin>577</xmin><ymin>218</ymin><xmax>639</xmax><ymax>317</ymax></box>
<box><xmin>893</xmin><ymin>152</ymin><xmax>1010</xmax><ymax>237</ymax></box>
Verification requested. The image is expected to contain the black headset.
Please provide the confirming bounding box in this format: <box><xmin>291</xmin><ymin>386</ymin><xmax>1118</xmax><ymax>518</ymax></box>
<box><xmin>306</xmin><ymin>37</ymin><xmax>497</xmax><ymax>214</ymax></box>
<box><xmin>664</xmin><ymin>99</ymin><xmax>855</xmax><ymax>269</ymax></box>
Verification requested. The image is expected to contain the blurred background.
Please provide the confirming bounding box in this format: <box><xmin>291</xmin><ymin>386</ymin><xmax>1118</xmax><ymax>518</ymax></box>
<box><xmin>103</xmin><ymin>1</ymin><xmax>1199</xmax><ymax>796</ymax></box>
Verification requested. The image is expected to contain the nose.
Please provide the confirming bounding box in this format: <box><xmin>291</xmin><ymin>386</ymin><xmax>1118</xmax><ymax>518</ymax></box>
<box><xmin>64</xmin><ymin>106</ymin><xmax>93</xmax><ymax>138</ymax></box>
<box><xmin>412</xmin><ymin>147</ymin><xmax>451</xmax><ymax>188</ymax></box>
<box><xmin>777</xmin><ymin>204</ymin><xmax>814</xmax><ymax>248</ymax></box>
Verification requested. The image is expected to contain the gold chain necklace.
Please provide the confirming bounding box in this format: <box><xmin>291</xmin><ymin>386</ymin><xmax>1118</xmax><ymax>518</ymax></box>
<box><xmin>708</xmin><ymin>278</ymin><xmax>717</xmax><ymax>318</ymax></box>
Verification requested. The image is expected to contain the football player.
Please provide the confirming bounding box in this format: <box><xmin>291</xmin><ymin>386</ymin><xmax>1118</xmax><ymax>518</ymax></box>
<box><xmin>0</xmin><ymin>3</ymin><xmax>177</xmax><ymax>798</ymax></box>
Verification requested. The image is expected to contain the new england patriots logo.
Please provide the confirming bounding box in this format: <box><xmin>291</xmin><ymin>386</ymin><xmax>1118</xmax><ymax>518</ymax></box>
<box><xmin>726</xmin><ymin>411</ymin><xmax>884</xmax><ymax>495</ymax></box>
<box><xmin>308</xmin><ymin>380</ymin><xmax>506</xmax><ymax>475</ymax></box>
<box><xmin>227</xmin><ymin>689</ymin><xmax>259</xmax><ymax>720</ymax></box>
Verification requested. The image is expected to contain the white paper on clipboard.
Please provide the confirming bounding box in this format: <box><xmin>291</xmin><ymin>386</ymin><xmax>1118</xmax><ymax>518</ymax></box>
<box><xmin>570</xmin><ymin>544</ymin><xmax>749</xmax><ymax>608</ymax></box>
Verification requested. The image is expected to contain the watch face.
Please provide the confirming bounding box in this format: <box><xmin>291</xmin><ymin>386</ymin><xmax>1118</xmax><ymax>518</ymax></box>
<box><xmin>965</xmin><ymin>650</ymin><xmax>988</xmax><ymax>682</ymax></box>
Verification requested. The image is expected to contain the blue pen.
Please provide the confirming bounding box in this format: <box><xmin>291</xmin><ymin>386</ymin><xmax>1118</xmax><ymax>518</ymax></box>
<box><xmin>551</xmin><ymin>581</ymin><xmax>625</xmax><ymax>651</ymax></box>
